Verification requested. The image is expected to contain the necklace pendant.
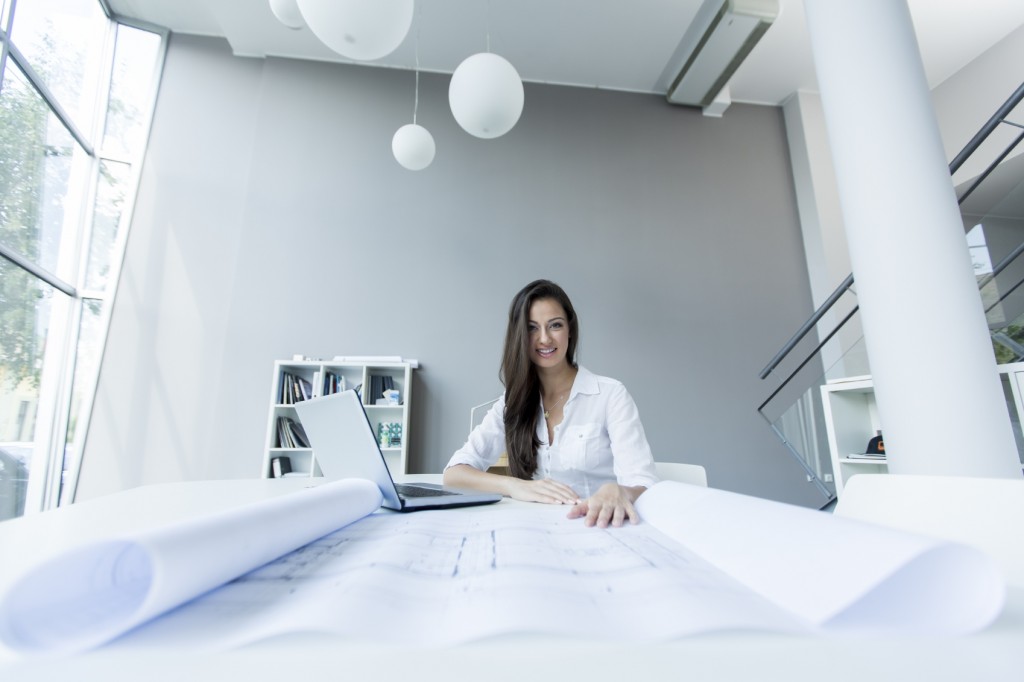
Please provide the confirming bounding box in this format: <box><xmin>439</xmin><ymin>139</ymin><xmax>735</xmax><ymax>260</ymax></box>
<box><xmin>544</xmin><ymin>410</ymin><xmax>550</xmax><ymax>419</ymax></box>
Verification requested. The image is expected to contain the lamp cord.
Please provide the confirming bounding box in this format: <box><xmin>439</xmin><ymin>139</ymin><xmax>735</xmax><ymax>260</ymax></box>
<box><xmin>413</xmin><ymin>1</ymin><xmax>420</xmax><ymax>124</ymax></box>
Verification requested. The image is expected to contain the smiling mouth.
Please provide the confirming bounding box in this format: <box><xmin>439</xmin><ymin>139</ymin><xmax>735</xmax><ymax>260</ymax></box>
<box><xmin>536</xmin><ymin>348</ymin><xmax>557</xmax><ymax>358</ymax></box>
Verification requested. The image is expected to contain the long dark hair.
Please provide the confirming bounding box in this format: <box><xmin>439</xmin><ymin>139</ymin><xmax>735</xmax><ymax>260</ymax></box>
<box><xmin>500</xmin><ymin>279</ymin><xmax>579</xmax><ymax>479</ymax></box>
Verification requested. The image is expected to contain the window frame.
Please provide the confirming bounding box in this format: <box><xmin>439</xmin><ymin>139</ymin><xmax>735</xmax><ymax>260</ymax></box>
<box><xmin>0</xmin><ymin>0</ymin><xmax>167</xmax><ymax>517</ymax></box>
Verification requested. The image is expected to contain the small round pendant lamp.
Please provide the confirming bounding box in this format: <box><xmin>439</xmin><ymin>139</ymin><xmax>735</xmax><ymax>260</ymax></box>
<box><xmin>296</xmin><ymin>0</ymin><xmax>414</xmax><ymax>61</ymax></box>
<box><xmin>268</xmin><ymin>0</ymin><xmax>305</xmax><ymax>29</ymax></box>
<box><xmin>448</xmin><ymin>52</ymin><xmax>524</xmax><ymax>139</ymax></box>
<box><xmin>392</xmin><ymin>124</ymin><xmax>435</xmax><ymax>171</ymax></box>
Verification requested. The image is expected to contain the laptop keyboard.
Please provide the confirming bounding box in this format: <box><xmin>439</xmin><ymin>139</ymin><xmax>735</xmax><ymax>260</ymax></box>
<box><xmin>396</xmin><ymin>484</ymin><xmax>458</xmax><ymax>498</ymax></box>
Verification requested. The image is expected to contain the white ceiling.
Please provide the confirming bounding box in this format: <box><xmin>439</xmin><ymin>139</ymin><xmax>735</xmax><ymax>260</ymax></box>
<box><xmin>106</xmin><ymin>0</ymin><xmax>1024</xmax><ymax>106</ymax></box>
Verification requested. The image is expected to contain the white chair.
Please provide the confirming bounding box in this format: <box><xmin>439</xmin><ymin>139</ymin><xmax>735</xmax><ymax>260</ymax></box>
<box><xmin>654</xmin><ymin>461</ymin><xmax>708</xmax><ymax>487</ymax></box>
<box><xmin>468</xmin><ymin>398</ymin><xmax>509</xmax><ymax>473</ymax></box>
<box><xmin>835</xmin><ymin>474</ymin><xmax>1024</xmax><ymax>588</ymax></box>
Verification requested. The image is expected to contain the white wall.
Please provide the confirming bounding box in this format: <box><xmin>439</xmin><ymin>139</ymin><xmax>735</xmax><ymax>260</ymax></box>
<box><xmin>781</xmin><ymin>91</ymin><xmax>865</xmax><ymax>382</ymax></box>
<box><xmin>932</xmin><ymin>23</ymin><xmax>1024</xmax><ymax>186</ymax></box>
<box><xmin>77</xmin><ymin>34</ymin><xmax>825</xmax><ymax>507</ymax></box>
<box><xmin>783</xmin><ymin>91</ymin><xmax>849</xmax><ymax>310</ymax></box>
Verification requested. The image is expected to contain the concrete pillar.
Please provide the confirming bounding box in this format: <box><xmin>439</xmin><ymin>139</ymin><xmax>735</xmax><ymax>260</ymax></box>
<box><xmin>803</xmin><ymin>0</ymin><xmax>1022</xmax><ymax>478</ymax></box>
<box><xmin>782</xmin><ymin>92</ymin><xmax>862</xmax><ymax>379</ymax></box>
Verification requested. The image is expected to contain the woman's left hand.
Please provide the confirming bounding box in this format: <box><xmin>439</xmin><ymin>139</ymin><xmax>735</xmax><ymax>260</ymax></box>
<box><xmin>566</xmin><ymin>483</ymin><xmax>643</xmax><ymax>528</ymax></box>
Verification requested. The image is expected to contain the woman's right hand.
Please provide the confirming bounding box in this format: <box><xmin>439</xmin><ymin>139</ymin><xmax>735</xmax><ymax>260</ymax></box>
<box><xmin>507</xmin><ymin>477</ymin><xmax>580</xmax><ymax>505</ymax></box>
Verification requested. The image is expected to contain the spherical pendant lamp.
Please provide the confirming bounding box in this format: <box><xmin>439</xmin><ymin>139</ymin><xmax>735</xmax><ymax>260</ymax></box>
<box><xmin>296</xmin><ymin>0</ymin><xmax>414</xmax><ymax>61</ymax></box>
<box><xmin>392</xmin><ymin>124</ymin><xmax>435</xmax><ymax>171</ymax></box>
<box><xmin>268</xmin><ymin>0</ymin><xmax>305</xmax><ymax>29</ymax></box>
<box><xmin>448</xmin><ymin>52</ymin><xmax>524</xmax><ymax>139</ymax></box>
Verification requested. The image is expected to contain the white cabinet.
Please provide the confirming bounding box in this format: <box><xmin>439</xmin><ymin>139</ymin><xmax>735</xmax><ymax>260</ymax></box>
<box><xmin>262</xmin><ymin>358</ymin><xmax>415</xmax><ymax>479</ymax></box>
<box><xmin>822</xmin><ymin>364</ymin><xmax>1024</xmax><ymax>495</ymax></box>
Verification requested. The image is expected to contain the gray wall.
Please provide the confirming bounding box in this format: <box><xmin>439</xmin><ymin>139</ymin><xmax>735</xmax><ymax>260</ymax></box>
<box><xmin>77</xmin><ymin>34</ymin><xmax>822</xmax><ymax>507</ymax></box>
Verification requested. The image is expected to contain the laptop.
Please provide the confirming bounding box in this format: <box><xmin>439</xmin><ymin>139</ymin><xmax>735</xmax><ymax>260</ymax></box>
<box><xmin>293</xmin><ymin>389</ymin><xmax>502</xmax><ymax>511</ymax></box>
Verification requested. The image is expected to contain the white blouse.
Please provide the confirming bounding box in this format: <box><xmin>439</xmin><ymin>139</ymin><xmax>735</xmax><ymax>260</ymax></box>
<box><xmin>446</xmin><ymin>367</ymin><xmax>659</xmax><ymax>498</ymax></box>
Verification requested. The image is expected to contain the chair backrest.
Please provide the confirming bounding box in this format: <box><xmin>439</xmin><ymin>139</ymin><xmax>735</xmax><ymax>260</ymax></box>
<box><xmin>654</xmin><ymin>461</ymin><xmax>708</xmax><ymax>487</ymax></box>
<box><xmin>835</xmin><ymin>474</ymin><xmax>1024</xmax><ymax>588</ymax></box>
<box><xmin>469</xmin><ymin>398</ymin><xmax>499</xmax><ymax>437</ymax></box>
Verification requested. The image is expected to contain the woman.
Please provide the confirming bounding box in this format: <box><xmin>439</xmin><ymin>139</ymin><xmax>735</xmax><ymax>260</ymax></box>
<box><xmin>443</xmin><ymin>279</ymin><xmax>659</xmax><ymax>527</ymax></box>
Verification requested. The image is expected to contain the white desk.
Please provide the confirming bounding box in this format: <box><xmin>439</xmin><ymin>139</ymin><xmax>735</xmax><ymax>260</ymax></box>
<box><xmin>1</xmin><ymin>475</ymin><xmax>1022</xmax><ymax>682</ymax></box>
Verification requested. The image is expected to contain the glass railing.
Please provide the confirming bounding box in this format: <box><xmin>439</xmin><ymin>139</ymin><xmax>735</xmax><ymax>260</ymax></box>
<box><xmin>965</xmin><ymin>151</ymin><xmax>1024</xmax><ymax>363</ymax></box>
<box><xmin>972</xmin><ymin>155</ymin><xmax>1024</xmax><ymax>474</ymax></box>
<box><xmin>984</xmin><ymin>264</ymin><xmax>1024</xmax><ymax>366</ymax></box>
<box><xmin>756</xmin><ymin>287</ymin><xmax>863</xmax><ymax>505</ymax></box>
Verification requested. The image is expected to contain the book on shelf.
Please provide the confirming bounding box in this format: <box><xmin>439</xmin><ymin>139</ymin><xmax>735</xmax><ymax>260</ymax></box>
<box><xmin>290</xmin><ymin>421</ymin><xmax>310</xmax><ymax>448</ymax></box>
<box><xmin>276</xmin><ymin>417</ymin><xmax>292</xmax><ymax>448</ymax></box>
<box><xmin>276</xmin><ymin>417</ymin><xmax>310</xmax><ymax>449</ymax></box>
<box><xmin>847</xmin><ymin>453</ymin><xmax>887</xmax><ymax>461</ymax></box>
<box><xmin>0</xmin><ymin>480</ymin><xmax>1005</xmax><ymax>655</ymax></box>
<box><xmin>277</xmin><ymin>373</ymin><xmax>290</xmax><ymax>404</ymax></box>
<box><xmin>278</xmin><ymin>372</ymin><xmax>313</xmax><ymax>405</ymax></box>
<box><xmin>367</xmin><ymin>374</ymin><xmax>395</xmax><ymax>405</ymax></box>
<box><xmin>269</xmin><ymin>455</ymin><xmax>292</xmax><ymax>478</ymax></box>
<box><xmin>323</xmin><ymin>371</ymin><xmax>348</xmax><ymax>395</ymax></box>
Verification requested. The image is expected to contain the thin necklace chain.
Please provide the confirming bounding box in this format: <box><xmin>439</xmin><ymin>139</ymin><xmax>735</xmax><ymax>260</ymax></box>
<box><xmin>543</xmin><ymin>391</ymin><xmax>569</xmax><ymax>419</ymax></box>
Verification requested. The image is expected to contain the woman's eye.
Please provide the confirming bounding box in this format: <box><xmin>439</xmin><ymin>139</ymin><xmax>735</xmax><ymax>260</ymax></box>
<box><xmin>550</xmin><ymin>322</ymin><xmax>563</xmax><ymax>329</ymax></box>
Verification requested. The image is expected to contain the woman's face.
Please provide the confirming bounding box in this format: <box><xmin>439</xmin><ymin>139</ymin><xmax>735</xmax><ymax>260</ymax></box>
<box><xmin>527</xmin><ymin>298</ymin><xmax>570</xmax><ymax>370</ymax></box>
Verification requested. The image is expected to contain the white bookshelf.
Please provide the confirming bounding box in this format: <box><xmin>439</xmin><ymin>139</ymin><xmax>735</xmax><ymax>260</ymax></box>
<box><xmin>820</xmin><ymin>376</ymin><xmax>885</xmax><ymax>496</ymax></box>
<box><xmin>262</xmin><ymin>357</ymin><xmax>415</xmax><ymax>479</ymax></box>
<box><xmin>822</xmin><ymin>365</ymin><xmax>1024</xmax><ymax>495</ymax></box>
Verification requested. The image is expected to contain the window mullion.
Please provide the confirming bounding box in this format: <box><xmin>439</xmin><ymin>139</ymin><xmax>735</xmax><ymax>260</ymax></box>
<box><xmin>0</xmin><ymin>246</ymin><xmax>77</xmax><ymax>296</ymax></box>
<box><xmin>5</xmin><ymin>40</ymin><xmax>95</xmax><ymax>156</ymax></box>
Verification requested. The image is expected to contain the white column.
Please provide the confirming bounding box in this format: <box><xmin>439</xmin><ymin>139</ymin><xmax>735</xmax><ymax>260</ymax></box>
<box><xmin>782</xmin><ymin>92</ymin><xmax>861</xmax><ymax>378</ymax></box>
<box><xmin>803</xmin><ymin>0</ymin><xmax>1022</xmax><ymax>479</ymax></box>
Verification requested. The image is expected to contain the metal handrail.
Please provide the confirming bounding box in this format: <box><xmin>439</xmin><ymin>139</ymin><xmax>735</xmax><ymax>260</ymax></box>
<box><xmin>979</xmin><ymin>239</ymin><xmax>1024</xmax><ymax>294</ymax></box>
<box><xmin>758</xmin><ymin>274</ymin><xmax>853</xmax><ymax>380</ymax></box>
<box><xmin>756</xmin><ymin>305</ymin><xmax>859</xmax><ymax>414</ymax></box>
<box><xmin>759</xmin><ymin>80</ymin><xmax>1024</xmax><ymax>382</ymax></box>
<box><xmin>957</xmin><ymin>130</ymin><xmax>1024</xmax><ymax>205</ymax></box>
<box><xmin>949</xmin><ymin>81</ymin><xmax>1024</xmax><ymax>174</ymax></box>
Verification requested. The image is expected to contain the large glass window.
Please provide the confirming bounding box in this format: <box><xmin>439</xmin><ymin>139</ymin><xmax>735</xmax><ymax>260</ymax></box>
<box><xmin>102</xmin><ymin>25</ymin><xmax>161</xmax><ymax>161</ymax></box>
<box><xmin>0</xmin><ymin>256</ymin><xmax>66</xmax><ymax>519</ymax></box>
<box><xmin>0</xmin><ymin>60</ymin><xmax>84</xmax><ymax>283</ymax></box>
<box><xmin>84</xmin><ymin>159</ymin><xmax>130</xmax><ymax>291</ymax></box>
<box><xmin>7</xmin><ymin>0</ymin><xmax>108</xmax><ymax>131</ymax></box>
<box><xmin>60</xmin><ymin>296</ymin><xmax>103</xmax><ymax>499</ymax></box>
<box><xmin>0</xmin><ymin>3</ymin><xmax>164</xmax><ymax>521</ymax></box>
